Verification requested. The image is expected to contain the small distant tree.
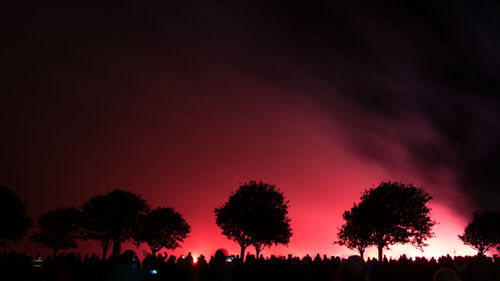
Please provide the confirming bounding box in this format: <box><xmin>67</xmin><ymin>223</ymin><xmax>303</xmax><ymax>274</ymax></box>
<box><xmin>0</xmin><ymin>186</ymin><xmax>31</xmax><ymax>248</ymax></box>
<box><xmin>80</xmin><ymin>189</ymin><xmax>149</xmax><ymax>259</ymax></box>
<box><xmin>214</xmin><ymin>181</ymin><xmax>292</xmax><ymax>262</ymax></box>
<box><xmin>338</xmin><ymin>181</ymin><xmax>435</xmax><ymax>261</ymax></box>
<box><xmin>134</xmin><ymin>207</ymin><xmax>191</xmax><ymax>255</ymax></box>
<box><xmin>459</xmin><ymin>210</ymin><xmax>500</xmax><ymax>256</ymax></box>
<box><xmin>30</xmin><ymin>207</ymin><xmax>81</xmax><ymax>257</ymax></box>
<box><xmin>335</xmin><ymin>206</ymin><xmax>372</xmax><ymax>259</ymax></box>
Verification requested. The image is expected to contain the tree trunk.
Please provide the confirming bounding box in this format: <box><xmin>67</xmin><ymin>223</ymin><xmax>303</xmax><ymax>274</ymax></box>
<box><xmin>112</xmin><ymin>238</ymin><xmax>121</xmax><ymax>258</ymax></box>
<box><xmin>377</xmin><ymin>245</ymin><xmax>383</xmax><ymax>262</ymax></box>
<box><xmin>255</xmin><ymin>245</ymin><xmax>261</xmax><ymax>260</ymax></box>
<box><xmin>358</xmin><ymin>248</ymin><xmax>364</xmax><ymax>260</ymax></box>
<box><xmin>152</xmin><ymin>246</ymin><xmax>159</xmax><ymax>256</ymax></box>
<box><xmin>478</xmin><ymin>246</ymin><xmax>485</xmax><ymax>257</ymax></box>
<box><xmin>102</xmin><ymin>245</ymin><xmax>108</xmax><ymax>260</ymax></box>
<box><xmin>240</xmin><ymin>245</ymin><xmax>246</xmax><ymax>263</ymax></box>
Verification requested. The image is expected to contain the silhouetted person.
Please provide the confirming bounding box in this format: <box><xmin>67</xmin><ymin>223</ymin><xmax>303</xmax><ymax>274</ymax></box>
<box><xmin>336</xmin><ymin>255</ymin><xmax>369</xmax><ymax>281</ymax></box>
<box><xmin>433</xmin><ymin>268</ymin><xmax>462</xmax><ymax>281</ymax></box>
<box><xmin>314</xmin><ymin>253</ymin><xmax>322</xmax><ymax>263</ymax></box>
<box><xmin>213</xmin><ymin>249</ymin><xmax>227</xmax><ymax>264</ymax></box>
<box><xmin>185</xmin><ymin>252</ymin><xmax>194</xmax><ymax>266</ymax></box>
<box><xmin>211</xmin><ymin>249</ymin><xmax>232</xmax><ymax>281</ymax></box>
<box><xmin>197</xmin><ymin>254</ymin><xmax>208</xmax><ymax>269</ymax></box>
<box><xmin>107</xmin><ymin>250</ymin><xmax>144</xmax><ymax>281</ymax></box>
<box><xmin>470</xmin><ymin>255</ymin><xmax>497</xmax><ymax>281</ymax></box>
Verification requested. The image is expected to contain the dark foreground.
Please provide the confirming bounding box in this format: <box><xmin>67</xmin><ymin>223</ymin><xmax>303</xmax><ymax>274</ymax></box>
<box><xmin>1</xmin><ymin>251</ymin><xmax>498</xmax><ymax>281</ymax></box>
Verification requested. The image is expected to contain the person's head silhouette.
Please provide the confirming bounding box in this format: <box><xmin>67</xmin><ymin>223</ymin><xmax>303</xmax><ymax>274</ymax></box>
<box><xmin>433</xmin><ymin>268</ymin><xmax>461</xmax><ymax>281</ymax></box>
<box><xmin>336</xmin><ymin>255</ymin><xmax>369</xmax><ymax>281</ymax></box>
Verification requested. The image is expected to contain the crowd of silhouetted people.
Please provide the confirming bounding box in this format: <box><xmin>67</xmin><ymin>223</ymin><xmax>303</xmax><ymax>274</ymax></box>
<box><xmin>1</xmin><ymin>249</ymin><xmax>498</xmax><ymax>281</ymax></box>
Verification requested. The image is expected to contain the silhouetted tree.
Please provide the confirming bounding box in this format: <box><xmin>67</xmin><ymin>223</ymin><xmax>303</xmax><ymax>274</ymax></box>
<box><xmin>214</xmin><ymin>181</ymin><xmax>292</xmax><ymax>262</ymax></box>
<box><xmin>335</xmin><ymin>206</ymin><xmax>372</xmax><ymax>259</ymax></box>
<box><xmin>30</xmin><ymin>207</ymin><xmax>81</xmax><ymax>257</ymax></box>
<box><xmin>80</xmin><ymin>189</ymin><xmax>149</xmax><ymax>259</ymax></box>
<box><xmin>0</xmin><ymin>185</ymin><xmax>31</xmax><ymax>248</ymax></box>
<box><xmin>459</xmin><ymin>210</ymin><xmax>500</xmax><ymax>256</ymax></box>
<box><xmin>80</xmin><ymin>194</ymin><xmax>113</xmax><ymax>259</ymax></box>
<box><xmin>344</xmin><ymin>181</ymin><xmax>435</xmax><ymax>261</ymax></box>
<box><xmin>134</xmin><ymin>207</ymin><xmax>191</xmax><ymax>255</ymax></box>
<box><xmin>248</xmin><ymin>184</ymin><xmax>292</xmax><ymax>258</ymax></box>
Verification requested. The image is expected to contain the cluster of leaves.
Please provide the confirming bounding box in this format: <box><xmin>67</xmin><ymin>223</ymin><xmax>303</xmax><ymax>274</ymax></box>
<box><xmin>336</xmin><ymin>207</ymin><xmax>372</xmax><ymax>259</ymax></box>
<box><xmin>336</xmin><ymin>181</ymin><xmax>435</xmax><ymax>260</ymax></box>
<box><xmin>134</xmin><ymin>207</ymin><xmax>191</xmax><ymax>255</ymax></box>
<box><xmin>30</xmin><ymin>207</ymin><xmax>81</xmax><ymax>257</ymax></box>
<box><xmin>215</xmin><ymin>181</ymin><xmax>292</xmax><ymax>259</ymax></box>
<box><xmin>80</xmin><ymin>189</ymin><xmax>150</xmax><ymax>258</ymax></box>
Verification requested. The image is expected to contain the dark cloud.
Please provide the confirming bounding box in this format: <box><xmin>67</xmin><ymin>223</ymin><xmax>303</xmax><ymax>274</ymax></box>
<box><xmin>2</xmin><ymin>1</ymin><xmax>499</xmax><ymax>215</ymax></box>
<box><xmin>266</xmin><ymin>2</ymin><xmax>500</xmax><ymax>211</ymax></box>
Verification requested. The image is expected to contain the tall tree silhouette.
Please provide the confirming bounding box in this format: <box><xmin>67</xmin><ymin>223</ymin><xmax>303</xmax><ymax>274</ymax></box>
<box><xmin>341</xmin><ymin>181</ymin><xmax>435</xmax><ymax>261</ymax></box>
<box><xmin>80</xmin><ymin>189</ymin><xmax>149</xmax><ymax>259</ymax></box>
<box><xmin>214</xmin><ymin>181</ymin><xmax>292</xmax><ymax>261</ymax></box>
<box><xmin>335</xmin><ymin>206</ymin><xmax>372</xmax><ymax>259</ymax></box>
<box><xmin>134</xmin><ymin>207</ymin><xmax>191</xmax><ymax>255</ymax></box>
<box><xmin>30</xmin><ymin>207</ymin><xmax>81</xmax><ymax>257</ymax></box>
<box><xmin>0</xmin><ymin>185</ymin><xmax>31</xmax><ymax>248</ymax></box>
<box><xmin>80</xmin><ymin>193</ymin><xmax>113</xmax><ymax>259</ymax></box>
<box><xmin>459</xmin><ymin>210</ymin><xmax>500</xmax><ymax>256</ymax></box>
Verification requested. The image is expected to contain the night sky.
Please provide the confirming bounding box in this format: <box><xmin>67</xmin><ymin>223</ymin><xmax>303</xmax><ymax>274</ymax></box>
<box><xmin>2</xmin><ymin>1</ymin><xmax>500</xmax><ymax>259</ymax></box>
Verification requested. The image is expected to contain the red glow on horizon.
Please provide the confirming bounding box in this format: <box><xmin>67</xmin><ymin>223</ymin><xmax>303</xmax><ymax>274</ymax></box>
<box><xmin>117</xmin><ymin>202</ymin><xmax>480</xmax><ymax>261</ymax></box>
<box><xmin>4</xmin><ymin>77</ymin><xmax>492</xmax><ymax>260</ymax></box>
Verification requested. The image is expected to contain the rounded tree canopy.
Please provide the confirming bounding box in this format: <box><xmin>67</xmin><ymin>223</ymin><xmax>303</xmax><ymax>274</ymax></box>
<box><xmin>30</xmin><ymin>207</ymin><xmax>81</xmax><ymax>254</ymax></box>
<box><xmin>80</xmin><ymin>189</ymin><xmax>150</xmax><ymax>238</ymax></box>
<box><xmin>134</xmin><ymin>207</ymin><xmax>191</xmax><ymax>254</ymax></box>
<box><xmin>214</xmin><ymin>181</ymin><xmax>292</xmax><ymax>249</ymax></box>
<box><xmin>357</xmin><ymin>181</ymin><xmax>435</xmax><ymax>249</ymax></box>
<box><xmin>336</xmin><ymin>181</ymin><xmax>435</xmax><ymax>261</ymax></box>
